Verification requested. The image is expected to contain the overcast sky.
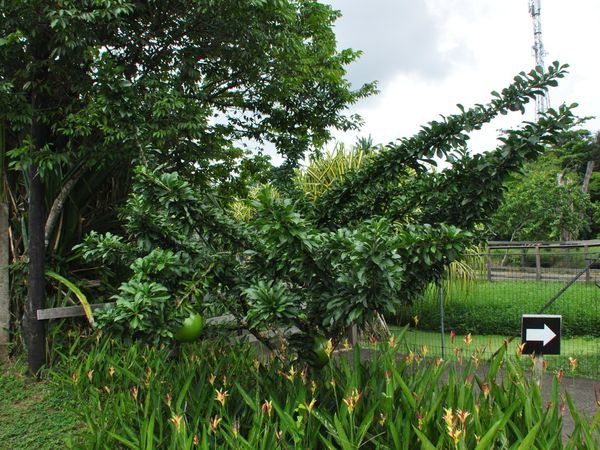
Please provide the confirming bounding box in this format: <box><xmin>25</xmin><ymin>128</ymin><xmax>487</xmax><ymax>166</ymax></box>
<box><xmin>323</xmin><ymin>0</ymin><xmax>600</xmax><ymax>154</ymax></box>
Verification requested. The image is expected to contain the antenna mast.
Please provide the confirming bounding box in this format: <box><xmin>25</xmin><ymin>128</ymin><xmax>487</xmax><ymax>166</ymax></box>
<box><xmin>529</xmin><ymin>0</ymin><xmax>549</xmax><ymax>117</ymax></box>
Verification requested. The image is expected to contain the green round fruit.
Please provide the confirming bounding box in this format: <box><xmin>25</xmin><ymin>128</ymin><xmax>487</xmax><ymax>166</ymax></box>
<box><xmin>312</xmin><ymin>336</ymin><xmax>330</xmax><ymax>368</ymax></box>
<box><xmin>173</xmin><ymin>313</ymin><xmax>204</xmax><ymax>342</ymax></box>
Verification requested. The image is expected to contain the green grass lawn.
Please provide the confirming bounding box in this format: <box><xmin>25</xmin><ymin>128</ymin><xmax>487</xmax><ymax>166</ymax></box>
<box><xmin>0</xmin><ymin>361</ymin><xmax>82</xmax><ymax>450</ymax></box>
<box><xmin>392</xmin><ymin>327</ymin><xmax>600</xmax><ymax>378</ymax></box>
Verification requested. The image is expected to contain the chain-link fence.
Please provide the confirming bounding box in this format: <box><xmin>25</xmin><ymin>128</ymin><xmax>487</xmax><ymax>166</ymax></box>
<box><xmin>379</xmin><ymin>241</ymin><xmax>600</xmax><ymax>378</ymax></box>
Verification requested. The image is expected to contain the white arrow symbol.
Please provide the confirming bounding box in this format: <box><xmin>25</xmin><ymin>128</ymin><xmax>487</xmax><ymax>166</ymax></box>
<box><xmin>526</xmin><ymin>324</ymin><xmax>557</xmax><ymax>346</ymax></box>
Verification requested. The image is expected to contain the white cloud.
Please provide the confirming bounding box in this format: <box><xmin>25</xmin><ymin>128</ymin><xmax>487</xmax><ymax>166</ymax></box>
<box><xmin>328</xmin><ymin>0</ymin><xmax>600</xmax><ymax>152</ymax></box>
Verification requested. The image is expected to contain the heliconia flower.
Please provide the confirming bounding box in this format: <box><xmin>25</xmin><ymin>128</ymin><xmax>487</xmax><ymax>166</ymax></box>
<box><xmin>443</xmin><ymin>408</ymin><xmax>454</xmax><ymax>428</ymax></box>
<box><xmin>465</xmin><ymin>374</ymin><xmax>474</xmax><ymax>387</ymax></box>
<box><xmin>253</xmin><ymin>359</ymin><xmax>261</xmax><ymax>371</ymax></box>
<box><xmin>475</xmin><ymin>401</ymin><xmax>480</xmax><ymax>414</ymax></box>
<box><xmin>275</xmin><ymin>430</ymin><xmax>283</xmax><ymax>441</ymax></box>
<box><xmin>546</xmin><ymin>400</ymin><xmax>553</xmax><ymax>410</ymax></box>
<box><xmin>543</xmin><ymin>360</ymin><xmax>549</xmax><ymax>371</ymax></box>
<box><xmin>388</xmin><ymin>334</ymin><xmax>397</xmax><ymax>349</ymax></box>
<box><xmin>415</xmin><ymin>410</ymin><xmax>424</xmax><ymax>429</ymax></box>
<box><xmin>343</xmin><ymin>339</ymin><xmax>351</xmax><ymax>351</ymax></box>
<box><xmin>421</xmin><ymin>345</ymin><xmax>429</xmax><ymax>357</ymax></box>
<box><xmin>556</xmin><ymin>368</ymin><xmax>564</xmax><ymax>383</ymax></box>
<box><xmin>208</xmin><ymin>415</ymin><xmax>221</xmax><ymax>432</ymax></box>
<box><xmin>435</xmin><ymin>358</ymin><xmax>444</xmax><ymax>368</ymax></box>
<box><xmin>232</xmin><ymin>420</ymin><xmax>239</xmax><ymax>438</ymax></box>
<box><xmin>448</xmin><ymin>428</ymin><xmax>462</xmax><ymax>446</ymax></box>
<box><xmin>413</xmin><ymin>315</ymin><xmax>420</xmax><ymax>327</ymax></box>
<box><xmin>324</xmin><ymin>339</ymin><xmax>334</xmax><ymax>357</ymax></box>
<box><xmin>384</xmin><ymin>370</ymin><xmax>391</xmax><ymax>382</ymax></box>
<box><xmin>108</xmin><ymin>367</ymin><xmax>115</xmax><ymax>377</ymax></box>
<box><xmin>171</xmin><ymin>415</ymin><xmax>183</xmax><ymax>432</ymax></box>
<box><xmin>415</xmin><ymin>355</ymin><xmax>423</xmax><ymax>366</ymax></box>
<box><xmin>482</xmin><ymin>383</ymin><xmax>490</xmax><ymax>399</ymax></box>
<box><xmin>343</xmin><ymin>388</ymin><xmax>361</xmax><ymax>413</ymax></box>
<box><xmin>222</xmin><ymin>375</ymin><xmax>228</xmax><ymax>386</ymax></box>
<box><xmin>453</xmin><ymin>347</ymin><xmax>460</xmax><ymax>357</ymax></box>
<box><xmin>103</xmin><ymin>385</ymin><xmax>111</xmax><ymax>394</ymax></box>
<box><xmin>166</xmin><ymin>392</ymin><xmax>172</xmax><ymax>407</ymax></box>
<box><xmin>560</xmin><ymin>403</ymin><xmax>566</xmax><ymax>416</ymax></box>
<box><xmin>405</xmin><ymin>350</ymin><xmax>415</xmax><ymax>364</ymax></box>
<box><xmin>450</xmin><ymin>330</ymin><xmax>457</xmax><ymax>343</ymax></box>
<box><xmin>262</xmin><ymin>400</ymin><xmax>273</xmax><ymax>417</ymax></box>
<box><xmin>475</xmin><ymin>434</ymin><xmax>481</xmax><ymax>445</ymax></box>
<box><xmin>516</xmin><ymin>343</ymin><xmax>526</xmax><ymax>355</ymax></box>
<box><xmin>304</xmin><ymin>398</ymin><xmax>316</xmax><ymax>414</ymax></box>
<box><xmin>208</xmin><ymin>373</ymin><xmax>216</xmax><ymax>385</ymax></box>
<box><xmin>71</xmin><ymin>372</ymin><xmax>79</xmax><ymax>383</ymax></box>
<box><xmin>130</xmin><ymin>386</ymin><xmax>138</xmax><ymax>401</ymax></box>
<box><xmin>569</xmin><ymin>357</ymin><xmax>578</xmax><ymax>372</ymax></box>
<box><xmin>87</xmin><ymin>370</ymin><xmax>94</xmax><ymax>382</ymax></box>
<box><xmin>311</xmin><ymin>380</ymin><xmax>318</xmax><ymax>394</ymax></box>
<box><xmin>472</xmin><ymin>355</ymin><xmax>480</xmax><ymax>368</ymax></box>
<box><xmin>464</xmin><ymin>333</ymin><xmax>472</xmax><ymax>345</ymax></box>
<box><xmin>215</xmin><ymin>389</ymin><xmax>229</xmax><ymax>407</ymax></box>
<box><xmin>193</xmin><ymin>434</ymin><xmax>200</xmax><ymax>445</ymax></box>
<box><xmin>457</xmin><ymin>409</ymin><xmax>470</xmax><ymax>425</ymax></box>
<box><xmin>369</xmin><ymin>336</ymin><xmax>379</xmax><ymax>345</ymax></box>
<box><xmin>379</xmin><ymin>412</ymin><xmax>388</xmax><ymax>426</ymax></box>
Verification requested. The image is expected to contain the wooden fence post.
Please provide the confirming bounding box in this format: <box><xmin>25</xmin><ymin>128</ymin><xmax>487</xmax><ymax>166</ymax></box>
<box><xmin>535</xmin><ymin>244</ymin><xmax>541</xmax><ymax>281</ymax></box>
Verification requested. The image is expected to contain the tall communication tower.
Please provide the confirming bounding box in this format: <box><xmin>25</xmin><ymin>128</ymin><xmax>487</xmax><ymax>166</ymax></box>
<box><xmin>529</xmin><ymin>0</ymin><xmax>549</xmax><ymax>116</ymax></box>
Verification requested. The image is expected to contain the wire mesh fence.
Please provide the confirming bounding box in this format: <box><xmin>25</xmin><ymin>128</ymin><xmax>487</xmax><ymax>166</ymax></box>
<box><xmin>369</xmin><ymin>241</ymin><xmax>600</xmax><ymax>378</ymax></box>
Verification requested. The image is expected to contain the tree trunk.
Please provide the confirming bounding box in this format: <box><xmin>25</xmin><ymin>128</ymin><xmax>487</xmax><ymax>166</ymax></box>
<box><xmin>582</xmin><ymin>160</ymin><xmax>595</xmax><ymax>193</ymax></box>
<box><xmin>27</xmin><ymin>34</ymin><xmax>50</xmax><ymax>375</ymax></box>
<box><xmin>0</xmin><ymin>202</ymin><xmax>8</xmax><ymax>363</ymax></box>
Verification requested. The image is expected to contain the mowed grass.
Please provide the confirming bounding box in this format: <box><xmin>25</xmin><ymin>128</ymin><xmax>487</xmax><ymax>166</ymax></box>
<box><xmin>0</xmin><ymin>361</ymin><xmax>82</xmax><ymax>450</ymax></box>
<box><xmin>392</xmin><ymin>327</ymin><xmax>600</xmax><ymax>378</ymax></box>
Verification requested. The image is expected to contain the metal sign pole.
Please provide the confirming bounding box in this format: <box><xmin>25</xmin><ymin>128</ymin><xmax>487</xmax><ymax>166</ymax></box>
<box><xmin>439</xmin><ymin>283</ymin><xmax>445</xmax><ymax>359</ymax></box>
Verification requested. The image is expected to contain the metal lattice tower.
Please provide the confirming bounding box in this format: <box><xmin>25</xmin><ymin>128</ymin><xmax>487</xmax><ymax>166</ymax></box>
<box><xmin>529</xmin><ymin>0</ymin><xmax>549</xmax><ymax>117</ymax></box>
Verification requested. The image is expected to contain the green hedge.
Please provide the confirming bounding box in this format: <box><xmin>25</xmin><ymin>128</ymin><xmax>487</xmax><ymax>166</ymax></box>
<box><xmin>395</xmin><ymin>280</ymin><xmax>600</xmax><ymax>337</ymax></box>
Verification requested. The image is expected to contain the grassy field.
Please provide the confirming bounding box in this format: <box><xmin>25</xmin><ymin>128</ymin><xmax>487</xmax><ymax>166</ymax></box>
<box><xmin>0</xmin><ymin>362</ymin><xmax>81</xmax><ymax>449</ymax></box>
<box><xmin>392</xmin><ymin>327</ymin><xmax>600</xmax><ymax>378</ymax></box>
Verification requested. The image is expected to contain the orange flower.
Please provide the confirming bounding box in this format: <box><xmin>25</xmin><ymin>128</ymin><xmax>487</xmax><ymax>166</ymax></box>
<box><xmin>130</xmin><ymin>386</ymin><xmax>138</xmax><ymax>401</ymax></box>
<box><xmin>556</xmin><ymin>368</ymin><xmax>564</xmax><ymax>383</ymax></box>
<box><xmin>516</xmin><ymin>343</ymin><xmax>526</xmax><ymax>355</ymax></box>
<box><xmin>166</xmin><ymin>392</ymin><xmax>172</xmax><ymax>407</ymax></box>
<box><xmin>388</xmin><ymin>334</ymin><xmax>397</xmax><ymax>349</ymax></box>
<box><xmin>435</xmin><ymin>358</ymin><xmax>444</xmax><ymax>368</ymax></box>
<box><xmin>343</xmin><ymin>388</ymin><xmax>361</xmax><ymax>413</ymax></box>
<box><xmin>405</xmin><ymin>350</ymin><xmax>415</xmax><ymax>364</ymax></box>
<box><xmin>450</xmin><ymin>330</ymin><xmax>456</xmax><ymax>343</ymax></box>
<box><xmin>482</xmin><ymin>382</ymin><xmax>490</xmax><ymax>399</ymax></box>
<box><xmin>464</xmin><ymin>333</ymin><xmax>472</xmax><ymax>345</ymax></box>
<box><xmin>215</xmin><ymin>389</ymin><xmax>229</xmax><ymax>407</ymax></box>
<box><xmin>108</xmin><ymin>366</ymin><xmax>115</xmax><ymax>377</ymax></box>
<box><xmin>171</xmin><ymin>415</ymin><xmax>183</xmax><ymax>432</ymax></box>
<box><xmin>262</xmin><ymin>400</ymin><xmax>273</xmax><ymax>417</ymax></box>
<box><xmin>208</xmin><ymin>415</ymin><xmax>221</xmax><ymax>432</ymax></box>
<box><xmin>421</xmin><ymin>345</ymin><xmax>429</xmax><ymax>357</ymax></box>
<box><xmin>568</xmin><ymin>357</ymin><xmax>578</xmax><ymax>372</ymax></box>
<box><xmin>193</xmin><ymin>434</ymin><xmax>200</xmax><ymax>445</ymax></box>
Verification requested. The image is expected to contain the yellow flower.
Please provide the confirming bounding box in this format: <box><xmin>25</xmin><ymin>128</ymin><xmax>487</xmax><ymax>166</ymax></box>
<box><xmin>215</xmin><ymin>389</ymin><xmax>229</xmax><ymax>407</ymax></box>
<box><xmin>342</xmin><ymin>388</ymin><xmax>361</xmax><ymax>414</ymax></box>
<box><xmin>448</xmin><ymin>428</ymin><xmax>462</xmax><ymax>446</ymax></box>
<box><xmin>87</xmin><ymin>370</ymin><xmax>94</xmax><ymax>382</ymax></box>
<box><xmin>108</xmin><ymin>366</ymin><xmax>115</xmax><ymax>377</ymax></box>
<box><xmin>421</xmin><ymin>344</ymin><xmax>429</xmax><ymax>357</ymax></box>
<box><xmin>208</xmin><ymin>373</ymin><xmax>216</xmax><ymax>385</ymax></box>
<box><xmin>388</xmin><ymin>334</ymin><xmax>397</xmax><ymax>349</ymax></box>
<box><xmin>171</xmin><ymin>414</ymin><xmax>184</xmax><ymax>432</ymax></box>
<box><xmin>343</xmin><ymin>338</ymin><xmax>351</xmax><ymax>351</ymax></box>
<box><xmin>324</xmin><ymin>339</ymin><xmax>334</xmax><ymax>357</ymax></box>
<box><xmin>568</xmin><ymin>357</ymin><xmax>578</xmax><ymax>372</ymax></box>
<box><xmin>208</xmin><ymin>415</ymin><xmax>221</xmax><ymax>432</ymax></box>
<box><xmin>262</xmin><ymin>400</ymin><xmax>273</xmax><ymax>417</ymax></box>
<box><xmin>304</xmin><ymin>398</ymin><xmax>316</xmax><ymax>414</ymax></box>
<box><xmin>413</xmin><ymin>315</ymin><xmax>420</xmax><ymax>327</ymax></box>
<box><xmin>311</xmin><ymin>380</ymin><xmax>318</xmax><ymax>394</ymax></box>
<box><xmin>443</xmin><ymin>407</ymin><xmax>454</xmax><ymax>428</ymax></box>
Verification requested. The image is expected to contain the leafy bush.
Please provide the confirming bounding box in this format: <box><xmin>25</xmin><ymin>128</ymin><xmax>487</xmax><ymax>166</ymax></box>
<box><xmin>55</xmin><ymin>331</ymin><xmax>600</xmax><ymax>448</ymax></box>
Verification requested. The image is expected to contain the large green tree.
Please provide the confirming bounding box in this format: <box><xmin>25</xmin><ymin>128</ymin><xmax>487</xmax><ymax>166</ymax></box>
<box><xmin>0</xmin><ymin>0</ymin><xmax>373</xmax><ymax>372</ymax></box>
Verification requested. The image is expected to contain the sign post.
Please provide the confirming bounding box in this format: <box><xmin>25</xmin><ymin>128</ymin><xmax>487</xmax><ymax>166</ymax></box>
<box><xmin>521</xmin><ymin>314</ymin><xmax>561</xmax><ymax>385</ymax></box>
